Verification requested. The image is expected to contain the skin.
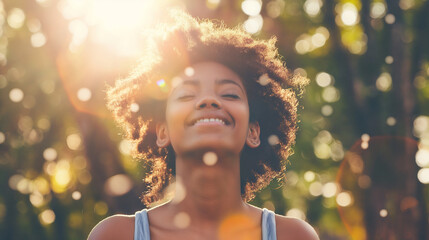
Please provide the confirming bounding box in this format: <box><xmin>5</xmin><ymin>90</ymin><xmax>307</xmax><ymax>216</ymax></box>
<box><xmin>88</xmin><ymin>62</ymin><xmax>319</xmax><ymax>240</ymax></box>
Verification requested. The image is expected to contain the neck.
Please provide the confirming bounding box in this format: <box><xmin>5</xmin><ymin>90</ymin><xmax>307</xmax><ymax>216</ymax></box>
<box><xmin>168</xmin><ymin>150</ymin><xmax>247</xmax><ymax>223</ymax></box>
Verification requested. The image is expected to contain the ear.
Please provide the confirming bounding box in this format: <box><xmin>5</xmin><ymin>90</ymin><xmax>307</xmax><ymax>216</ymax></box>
<box><xmin>246</xmin><ymin>122</ymin><xmax>261</xmax><ymax>148</ymax></box>
<box><xmin>156</xmin><ymin>122</ymin><xmax>170</xmax><ymax>148</ymax></box>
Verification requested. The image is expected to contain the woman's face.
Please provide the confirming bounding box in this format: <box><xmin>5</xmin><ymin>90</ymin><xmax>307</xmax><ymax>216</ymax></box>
<box><xmin>156</xmin><ymin>61</ymin><xmax>260</xmax><ymax>158</ymax></box>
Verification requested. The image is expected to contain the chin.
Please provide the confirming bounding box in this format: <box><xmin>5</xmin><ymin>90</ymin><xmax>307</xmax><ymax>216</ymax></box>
<box><xmin>182</xmin><ymin>137</ymin><xmax>244</xmax><ymax>155</ymax></box>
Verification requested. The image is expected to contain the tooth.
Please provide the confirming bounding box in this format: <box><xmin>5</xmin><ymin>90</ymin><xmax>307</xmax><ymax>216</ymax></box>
<box><xmin>194</xmin><ymin>118</ymin><xmax>227</xmax><ymax>125</ymax></box>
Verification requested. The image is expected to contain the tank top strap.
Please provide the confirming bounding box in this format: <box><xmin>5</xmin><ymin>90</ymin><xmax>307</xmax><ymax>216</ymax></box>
<box><xmin>134</xmin><ymin>208</ymin><xmax>275</xmax><ymax>240</ymax></box>
<box><xmin>134</xmin><ymin>209</ymin><xmax>151</xmax><ymax>240</ymax></box>
<box><xmin>262</xmin><ymin>208</ymin><xmax>277</xmax><ymax>240</ymax></box>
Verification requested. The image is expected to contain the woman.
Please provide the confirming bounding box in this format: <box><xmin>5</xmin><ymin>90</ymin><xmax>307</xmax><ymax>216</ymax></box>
<box><xmin>88</xmin><ymin>10</ymin><xmax>318</xmax><ymax>240</ymax></box>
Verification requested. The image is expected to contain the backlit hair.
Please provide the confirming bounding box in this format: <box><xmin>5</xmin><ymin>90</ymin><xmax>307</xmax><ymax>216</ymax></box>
<box><xmin>106</xmin><ymin>10</ymin><xmax>308</xmax><ymax>205</ymax></box>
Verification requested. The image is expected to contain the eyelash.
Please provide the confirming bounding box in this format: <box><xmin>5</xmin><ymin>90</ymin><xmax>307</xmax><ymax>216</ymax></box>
<box><xmin>177</xmin><ymin>95</ymin><xmax>195</xmax><ymax>100</ymax></box>
<box><xmin>176</xmin><ymin>94</ymin><xmax>240</xmax><ymax>100</ymax></box>
<box><xmin>222</xmin><ymin>94</ymin><xmax>240</xmax><ymax>99</ymax></box>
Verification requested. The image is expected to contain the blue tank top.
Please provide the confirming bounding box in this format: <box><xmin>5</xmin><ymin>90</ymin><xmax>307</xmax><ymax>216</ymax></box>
<box><xmin>134</xmin><ymin>208</ymin><xmax>277</xmax><ymax>240</ymax></box>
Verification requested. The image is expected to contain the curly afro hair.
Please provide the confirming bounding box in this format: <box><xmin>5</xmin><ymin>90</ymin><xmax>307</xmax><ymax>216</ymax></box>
<box><xmin>106</xmin><ymin>10</ymin><xmax>308</xmax><ymax>206</ymax></box>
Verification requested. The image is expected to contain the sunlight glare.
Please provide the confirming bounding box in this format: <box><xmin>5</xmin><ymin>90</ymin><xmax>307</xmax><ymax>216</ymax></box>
<box><xmin>157</xmin><ymin>79</ymin><xmax>166</xmax><ymax>88</ymax></box>
<box><xmin>174</xmin><ymin>212</ymin><xmax>191</xmax><ymax>229</ymax></box>
<box><xmin>7</xmin><ymin>8</ymin><xmax>25</xmax><ymax>29</ymax></box>
<box><xmin>304</xmin><ymin>0</ymin><xmax>322</xmax><ymax>17</ymax></box>
<box><xmin>104</xmin><ymin>174</ymin><xmax>133</xmax><ymax>196</ymax></box>
<box><xmin>376</xmin><ymin>72</ymin><xmax>392</xmax><ymax>92</ymax></box>
<box><xmin>53</xmin><ymin>160</ymin><xmax>72</xmax><ymax>192</ymax></box>
<box><xmin>60</xmin><ymin>0</ymin><xmax>160</xmax><ymax>57</ymax></box>
<box><xmin>241</xmin><ymin>0</ymin><xmax>262</xmax><ymax>16</ymax></box>
<box><xmin>171</xmin><ymin>177</ymin><xmax>187</xmax><ymax>204</ymax></box>
<box><xmin>341</xmin><ymin>3</ymin><xmax>359</xmax><ymax>26</ymax></box>
<box><xmin>370</xmin><ymin>2</ymin><xmax>386</xmax><ymax>19</ymax></box>
<box><xmin>203</xmin><ymin>152</ymin><xmax>218</xmax><ymax>166</ymax></box>
<box><xmin>9</xmin><ymin>174</ymin><xmax>24</xmax><ymax>190</ymax></box>
<box><xmin>286</xmin><ymin>208</ymin><xmax>306</xmax><ymax>220</ymax></box>
<box><xmin>268</xmin><ymin>134</ymin><xmax>280</xmax><ymax>145</ymax></box>
<box><xmin>294</xmin><ymin>68</ymin><xmax>307</xmax><ymax>77</ymax></box>
<box><xmin>295</xmin><ymin>38</ymin><xmax>311</xmax><ymax>54</ymax></box>
<box><xmin>385</xmin><ymin>14</ymin><xmax>395</xmax><ymax>24</ymax></box>
<box><xmin>130</xmin><ymin>103</ymin><xmax>140</xmax><ymax>113</ymax></box>
<box><xmin>304</xmin><ymin>171</ymin><xmax>315</xmax><ymax>182</ymax></box>
<box><xmin>206</xmin><ymin>0</ymin><xmax>221</xmax><ymax>9</ymax></box>
<box><xmin>361</xmin><ymin>134</ymin><xmax>370</xmax><ymax>142</ymax></box>
<box><xmin>184</xmin><ymin>67</ymin><xmax>195</xmax><ymax>77</ymax></box>
<box><xmin>321</xmin><ymin>105</ymin><xmax>333</xmax><ymax>116</ymax></box>
<box><xmin>34</xmin><ymin>177</ymin><xmax>50</xmax><ymax>195</ymax></box>
<box><xmin>68</xmin><ymin>19</ymin><xmax>88</xmax><ymax>51</ymax></box>
<box><xmin>39</xmin><ymin>209</ymin><xmax>56</xmax><ymax>225</ymax></box>
<box><xmin>386</xmin><ymin>116</ymin><xmax>396</xmax><ymax>126</ymax></box>
<box><xmin>31</xmin><ymin>32</ymin><xmax>47</xmax><ymax>48</ymax></box>
<box><xmin>309</xmin><ymin>181</ymin><xmax>323</xmax><ymax>196</ymax></box>
<box><xmin>417</xmin><ymin>168</ymin><xmax>429</xmax><ymax>184</ymax></box>
<box><xmin>30</xmin><ymin>192</ymin><xmax>44</xmax><ymax>207</ymax></box>
<box><xmin>416</xmin><ymin>149</ymin><xmax>429</xmax><ymax>167</ymax></box>
<box><xmin>266</xmin><ymin>0</ymin><xmax>285</xmax><ymax>18</ymax></box>
<box><xmin>385</xmin><ymin>56</ymin><xmax>394</xmax><ymax>64</ymax></box>
<box><xmin>77</xmin><ymin>88</ymin><xmax>92</xmax><ymax>102</ymax></box>
<box><xmin>258</xmin><ymin>73</ymin><xmax>271</xmax><ymax>86</ymax></box>
<box><xmin>57</xmin><ymin>0</ymin><xmax>86</xmax><ymax>20</ymax></box>
<box><xmin>314</xmin><ymin>142</ymin><xmax>331</xmax><ymax>159</ymax></box>
<box><xmin>322</xmin><ymin>86</ymin><xmax>340</xmax><ymax>102</ymax></box>
<box><xmin>88</xmin><ymin>0</ymin><xmax>151</xmax><ymax>32</ymax></box>
<box><xmin>331</xmin><ymin>140</ymin><xmax>344</xmax><ymax>161</ymax></box>
<box><xmin>9</xmin><ymin>88</ymin><xmax>24</xmax><ymax>102</ymax></box>
<box><xmin>322</xmin><ymin>182</ymin><xmax>338</xmax><ymax>198</ymax></box>
<box><xmin>72</xmin><ymin>191</ymin><xmax>82</xmax><ymax>200</ymax></box>
<box><xmin>413</xmin><ymin>116</ymin><xmax>429</xmax><ymax>137</ymax></box>
<box><xmin>43</xmin><ymin>148</ymin><xmax>57</xmax><ymax>161</ymax></box>
<box><xmin>16</xmin><ymin>177</ymin><xmax>34</xmax><ymax>194</ymax></box>
<box><xmin>311</xmin><ymin>33</ymin><xmax>326</xmax><ymax>47</ymax></box>
<box><xmin>119</xmin><ymin>139</ymin><xmax>133</xmax><ymax>155</ymax></box>
<box><xmin>36</xmin><ymin>0</ymin><xmax>51</xmax><ymax>7</ymax></box>
<box><xmin>399</xmin><ymin>0</ymin><xmax>415</xmax><ymax>10</ymax></box>
<box><xmin>336</xmin><ymin>192</ymin><xmax>353</xmax><ymax>207</ymax></box>
<box><xmin>243</xmin><ymin>14</ymin><xmax>263</xmax><ymax>34</ymax></box>
<box><xmin>379</xmin><ymin>209</ymin><xmax>388</xmax><ymax>217</ymax></box>
<box><xmin>316</xmin><ymin>72</ymin><xmax>332</xmax><ymax>87</ymax></box>
<box><xmin>67</xmin><ymin>133</ymin><xmax>82</xmax><ymax>150</ymax></box>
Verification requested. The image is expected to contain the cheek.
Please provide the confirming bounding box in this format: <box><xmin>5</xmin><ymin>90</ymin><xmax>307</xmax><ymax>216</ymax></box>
<box><xmin>234</xmin><ymin>102</ymin><xmax>250</xmax><ymax>123</ymax></box>
<box><xmin>232</xmin><ymin>103</ymin><xmax>250</xmax><ymax>135</ymax></box>
<box><xmin>165</xmin><ymin>102</ymin><xmax>189</xmax><ymax>138</ymax></box>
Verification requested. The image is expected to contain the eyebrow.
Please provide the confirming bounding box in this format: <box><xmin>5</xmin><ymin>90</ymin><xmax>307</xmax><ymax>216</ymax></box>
<box><xmin>215</xmin><ymin>79</ymin><xmax>245</xmax><ymax>93</ymax></box>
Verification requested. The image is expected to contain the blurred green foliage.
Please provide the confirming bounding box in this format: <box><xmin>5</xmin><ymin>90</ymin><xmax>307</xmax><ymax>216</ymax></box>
<box><xmin>1</xmin><ymin>0</ymin><xmax>429</xmax><ymax>239</ymax></box>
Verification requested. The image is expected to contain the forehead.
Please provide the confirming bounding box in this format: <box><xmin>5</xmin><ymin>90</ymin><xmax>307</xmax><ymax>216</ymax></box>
<box><xmin>174</xmin><ymin>61</ymin><xmax>244</xmax><ymax>85</ymax></box>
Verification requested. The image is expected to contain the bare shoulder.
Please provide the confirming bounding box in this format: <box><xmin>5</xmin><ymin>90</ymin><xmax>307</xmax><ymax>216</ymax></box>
<box><xmin>87</xmin><ymin>214</ymin><xmax>135</xmax><ymax>240</ymax></box>
<box><xmin>275</xmin><ymin>215</ymin><xmax>319</xmax><ymax>240</ymax></box>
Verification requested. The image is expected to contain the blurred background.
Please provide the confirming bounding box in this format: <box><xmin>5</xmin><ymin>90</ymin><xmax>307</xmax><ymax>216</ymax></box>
<box><xmin>0</xmin><ymin>0</ymin><xmax>428</xmax><ymax>239</ymax></box>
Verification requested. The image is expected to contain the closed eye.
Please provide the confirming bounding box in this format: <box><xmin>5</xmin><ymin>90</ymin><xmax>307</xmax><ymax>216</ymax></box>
<box><xmin>177</xmin><ymin>95</ymin><xmax>195</xmax><ymax>100</ymax></box>
<box><xmin>222</xmin><ymin>94</ymin><xmax>240</xmax><ymax>99</ymax></box>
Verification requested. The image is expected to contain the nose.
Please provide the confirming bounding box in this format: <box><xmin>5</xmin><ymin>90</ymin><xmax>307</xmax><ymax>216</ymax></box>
<box><xmin>196</xmin><ymin>95</ymin><xmax>221</xmax><ymax>109</ymax></box>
